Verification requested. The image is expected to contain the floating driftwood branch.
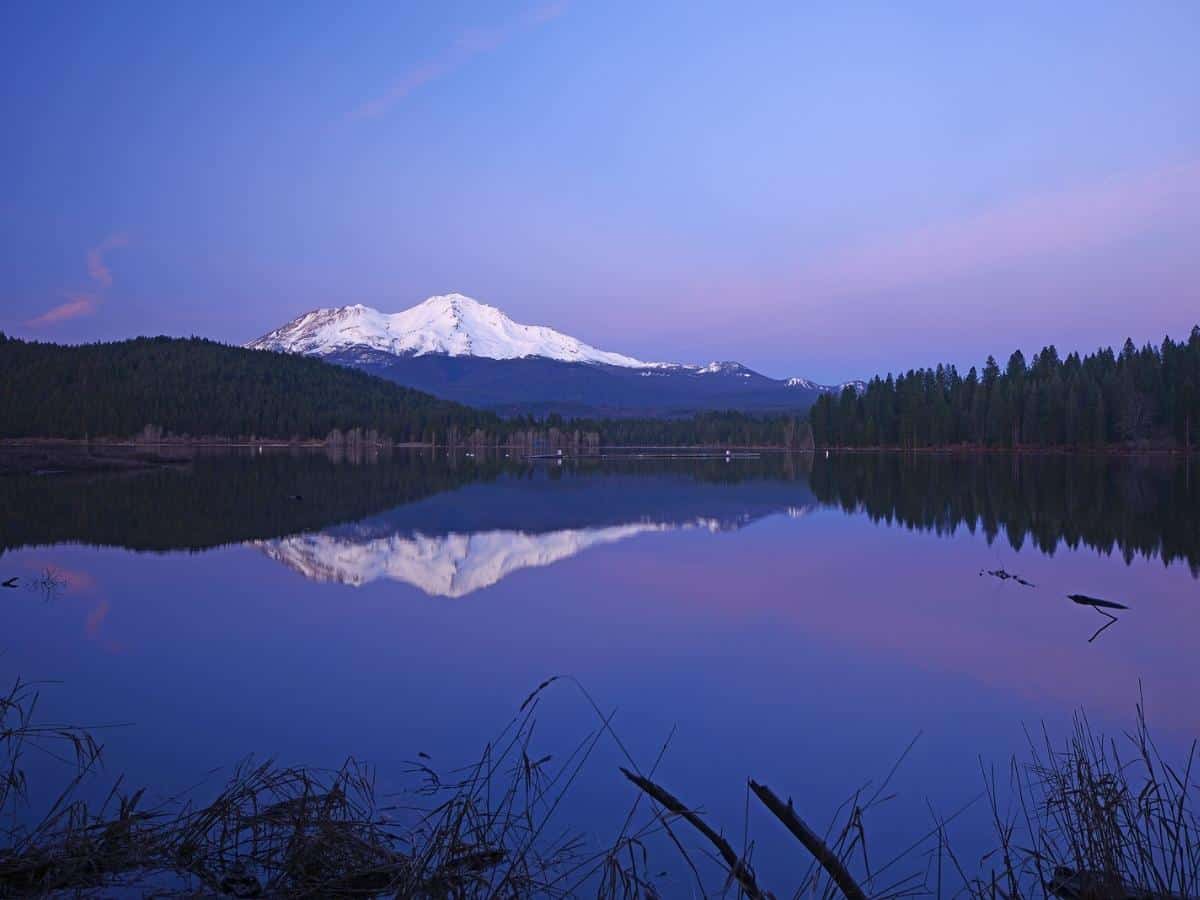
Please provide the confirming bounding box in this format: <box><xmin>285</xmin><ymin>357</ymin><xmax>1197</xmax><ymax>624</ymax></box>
<box><xmin>1068</xmin><ymin>594</ymin><xmax>1129</xmax><ymax>643</ymax></box>
<box><xmin>1067</xmin><ymin>593</ymin><xmax>1129</xmax><ymax>611</ymax></box>
<box><xmin>980</xmin><ymin>568</ymin><xmax>1035</xmax><ymax>587</ymax></box>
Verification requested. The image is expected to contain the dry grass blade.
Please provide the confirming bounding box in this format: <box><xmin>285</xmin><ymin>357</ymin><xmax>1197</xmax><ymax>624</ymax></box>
<box><xmin>0</xmin><ymin>675</ymin><xmax>598</xmax><ymax>897</ymax></box>
<box><xmin>4</xmin><ymin>667</ymin><xmax>1198</xmax><ymax>899</ymax></box>
<box><xmin>948</xmin><ymin>695</ymin><xmax>1198</xmax><ymax>899</ymax></box>
<box><xmin>747</xmin><ymin>780</ymin><xmax>866</xmax><ymax>900</ymax></box>
<box><xmin>619</xmin><ymin>766</ymin><xmax>765</xmax><ymax>900</ymax></box>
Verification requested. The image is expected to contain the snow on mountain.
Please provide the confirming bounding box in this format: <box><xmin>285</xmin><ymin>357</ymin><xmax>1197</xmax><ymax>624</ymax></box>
<box><xmin>253</xmin><ymin>508</ymin><xmax>787</xmax><ymax>597</ymax></box>
<box><xmin>255</xmin><ymin>524</ymin><xmax>668</xmax><ymax>598</ymax></box>
<box><xmin>247</xmin><ymin>293</ymin><xmax>664</xmax><ymax>369</ymax></box>
<box><xmin>248</xmin><ymin>293</ymin><xmax>860</xmax><ymax>408</ymax></box>
<box><xmin>693</xmin><ymin>361</ymin><xmax>754</xmax><ymax>377</ymax></box>
<box><xmin>787</xmin><ymin>377</ymin><xmax>866</xmax><ymax>395</ymax></box>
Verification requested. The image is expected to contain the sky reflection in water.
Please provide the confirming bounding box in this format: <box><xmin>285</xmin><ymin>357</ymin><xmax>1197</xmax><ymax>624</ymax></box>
<box><xmin>3</xmin><ymin>451</ymin><xmax>1197</xmax><ymax>887</ymax></box>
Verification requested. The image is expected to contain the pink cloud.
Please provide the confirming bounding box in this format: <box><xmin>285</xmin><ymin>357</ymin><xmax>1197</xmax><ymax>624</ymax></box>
<box><xmin>26</xmin><ymin>232</ymin><xmax>129</xmax><ymax>328</ymax></box>
<box><xmin>85</xmin><ymin>597</ymin><xmax>111</xmax><ymax>639</ymax></box>
<box><xmin>796</xmin><ymin>160</ymin><xmax>1200</xmax><ymax>300</ymax></box>
<box><xmin>58</xmin><ymin>567</ymin><xmax>96</xmax><ymax>592</ymax></box>
<box><xmin>86</xmin><ymin>232</ymin><xmax>130</xmax><ymax>288</ymax></box>
<box><xmin>349</xmin><ymin>3</ymin><xmax>567</xmax><ymax>120</ymax></box>
<box><xmin>350</xmin><ymin>59</ymin><xmax>462</xmax><ymax>119</ymax></box>
<box><xmin>527</xmin><ymin>1</ymin><xmax>568</xmax><ymax>24</ymax></box>
<box><xmin>26</xmin><ymin>292</ymin><xmax>99</xmax><ymax>327</ymax></box>
<box><xmin>20</xmin><ymin>559</ymin><xmax>96</xmax><ymax>592</ymax></box>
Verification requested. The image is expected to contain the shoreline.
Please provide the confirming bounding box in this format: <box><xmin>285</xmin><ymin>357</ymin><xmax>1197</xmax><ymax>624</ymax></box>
<box><xmin>810</xmin><ymin>443</ymin><xmax>1196</xmax><ymax>456</ymax></box>
<box><xmin>1</xmin><ymin>438</ymin><xmax>1194</xmax><ymax>476</ymax></box>
<box><xmin>2</xmin><ymin>437</ymin><xmax>1193</xmax><ymax>453</ymax></box>
<box><xmin>0</xmin><ymin>437</ymin><xmax>435</xmax><ymax>449</ymax></box>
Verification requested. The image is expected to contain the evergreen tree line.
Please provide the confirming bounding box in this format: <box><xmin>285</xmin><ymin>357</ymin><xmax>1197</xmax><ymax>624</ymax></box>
<box><xmin>0</xmin><ymin>451</ymin><xmax>818</xmax><ymax>554</ymax></box>
<box><xmin>0</xmin><ymin>334</ymin><xmax>812</xmax><ymax>447</ymax></box>
<box><xmin>0</xmin><ymin>334</ymin><xmax>500</xmax><ymax>443</ymax></box>
<box><xmin>9</xmin><ymin>446</ymin><xmax>1194</xmax><ymax>575</ymax></box>
<box><xmin>807</xmin><ymin>452</ymin><xmax>1200</xmax><ymax>574</ymax></box>
<box><xmin>503</xmin><ymin>410</ymin><xmax>811</xmax><ymax>449</ymax></box>
<box><xmin>0</xmin><ymin>450</ymin><xmax>507</xmax><ymax>553</ymax></box>
<box><xmin>810</xmin><ymin>327</ymin><xmax>1200</xmax><ymax>449</ymax></box>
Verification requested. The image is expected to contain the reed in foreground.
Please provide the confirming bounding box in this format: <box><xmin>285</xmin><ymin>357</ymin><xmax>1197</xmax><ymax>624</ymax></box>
<box><xmin>2</xmin><ymin>673</ymin><xmax>1196</xmax><ymax>898</ymax></box>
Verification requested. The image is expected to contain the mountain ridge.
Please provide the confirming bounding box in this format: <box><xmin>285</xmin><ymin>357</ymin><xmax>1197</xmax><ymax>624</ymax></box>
<box><xmin>249</xmin><ymin>293</ymin><xmax>861</xmax><ymax>417</ymax></box>
<box><xmin>248</xmin><ymin>294</ymin><xmax>667</xmax><ymax>369</ymax></box>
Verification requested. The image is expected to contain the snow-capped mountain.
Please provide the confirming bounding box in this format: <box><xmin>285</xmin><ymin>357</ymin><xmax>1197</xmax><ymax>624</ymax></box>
<box><xmin>256</xmin><ymin>524</ymin><xmax>667</xmax><ymax>598</ymax></box>
<box><xmin>248</xmin><ymin>294</ymin><xmax>665</xmax><ymax>369</ymax></box>
<box><xmin>254</xmin><ymin>512</ymin><xmax>806</xmax><ymax>597</ymax></box>
<box><xmin>247</xmin><ymin>460</ymin><xmax>824</xmax><ymax>597</ymax></box>
<box><xmin>248</xmin><ymin>293</ymin><xmax>855</xmax><ymax>417</ymax></box>
<box><xmin>694</xmin><ymin>361</ymin><xmax>755</xmax><ymax>377</ymax></box>
<box><xmin>787</xmin><ymin>377</ymin><xmax>867</xmax><ymax>395</ymax></box>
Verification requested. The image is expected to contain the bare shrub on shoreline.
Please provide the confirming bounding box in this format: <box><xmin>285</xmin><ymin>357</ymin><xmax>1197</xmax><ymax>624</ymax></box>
<box><xmin>947</xmin><ymin>698</ymin><xmax>1199</xmax><ymax>899</ymax></box>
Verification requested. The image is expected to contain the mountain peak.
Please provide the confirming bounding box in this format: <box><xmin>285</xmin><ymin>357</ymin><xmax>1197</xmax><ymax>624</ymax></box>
<box><xmin>248</xmin><ymin>293</ymin><xmax>661</xmax><ymax>368</ymax></box>
<box><xmin>247</xmin><ymin>293</ymin><xmax>858</xmax><ymax>407</ymax></box>
<box><xmin>414</xmin><ymin>293</ymin><xmax>493</xmax><ymax>316</ymax></box>
<box><xmin>695</xmin><ymin>361</ymin><xmax>754</xmax><ymax>377</ymax></box>
<box><xmin>787</xmin><ymin>377</ymin><xmax>867</xmax><ymax>395</ymax></box>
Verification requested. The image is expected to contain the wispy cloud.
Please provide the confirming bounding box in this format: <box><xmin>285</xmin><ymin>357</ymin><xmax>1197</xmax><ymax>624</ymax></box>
<box><xmin>21</xmin><ymin>559</ymin><xmax>96</xmax><ymax>593</ymax></box>
<box><xmin>85</xmin><ymin>233</ymin><xmax>130</xmax><ymax>288</ymax></box>
<box><xmin>795</xmin><ymin>160</ymin><xmax>1200</xmax><ymax>300</ymax></box>
<box><xmin>26</xmin><ymin>292</ymin><xmax>99</xmax><ymax>326</ymax></box>
<box><xmin>27</xmin><ymin>232</ymin><xmax>129</xmax><ymax>328</ymax></box>
<box><xmin>86</xmin><ymin>597</ymin><xmax>111</xmax><ymax>640</ymax></box>
<box><xmin>348</xmin><ymin>3</ymin><xmax>566</xmax><ymax>120</ymax></box>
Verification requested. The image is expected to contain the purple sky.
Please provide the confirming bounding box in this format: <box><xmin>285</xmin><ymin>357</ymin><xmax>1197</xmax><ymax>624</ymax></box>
<box><xmin>2</xmin><ymin>1</ymin><xmax>1198</xmax><ymax>382</ymax></box>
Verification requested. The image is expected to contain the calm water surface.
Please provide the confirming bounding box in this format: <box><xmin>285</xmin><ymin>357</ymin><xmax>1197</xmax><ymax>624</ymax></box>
<box><xmin>3</xmin><ymin>450</ymin><xmax>1198</xmax><ymax>890</ymax></box>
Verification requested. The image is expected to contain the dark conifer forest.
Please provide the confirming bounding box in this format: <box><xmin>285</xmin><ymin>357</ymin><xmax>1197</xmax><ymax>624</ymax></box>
<box><xmin>0</xmin><ymin>334</ymin><xmax>498</xmax><ymax>442</ymax></box>
<box><xmin>9</xmin><ymin>329</ymin><xmax>1199</xmax><ymax>451</ymax></box>
<box><xmin>807</xmin><ymin>452</ymin><xmax>1199</xmax><ymax>574</ymax></box>
<box><xmin>810</xmin><ymin>328</ymin><xmax>1200</xmax><ymax>450</ymax></box>
<box><xmin>0</xmin><ymin>334</ymin><xmax>809</xmax><ymax>447</ymax></box>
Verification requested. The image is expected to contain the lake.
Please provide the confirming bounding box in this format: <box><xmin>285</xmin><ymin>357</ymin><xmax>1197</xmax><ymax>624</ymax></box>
<box><xmin>3</xmin><ymin>449</ymin><xmax>1198</xmax><ymax>894</ymax></box>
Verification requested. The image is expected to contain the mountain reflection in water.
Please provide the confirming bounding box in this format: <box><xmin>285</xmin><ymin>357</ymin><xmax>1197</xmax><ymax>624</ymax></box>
<box><xmin>256</xmin><ymin>524</ymin><xmax>671</xmax><ymax>596</ymax></box>
<box><xmin>2</xmin><ymin>449</ymin><xmax>1196</xmax><ymax>586</ymax></box>
<box><xmin>5</xmin><ymin>447</ymin><xmax>1198</xmax><ymax>889</ymax></box>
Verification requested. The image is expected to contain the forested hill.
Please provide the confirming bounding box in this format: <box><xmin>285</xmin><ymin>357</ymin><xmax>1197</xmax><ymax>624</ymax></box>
<box><xmin>810</xmin><ymin>327</ymin><xmax>1200</xmax><ymax>450</ymax></box>
<box><xmin>0</xmin><ymin>333</ymin><xmax>812</xmax><ymax>447</ymax></box>
<box><xmin>0</xmin><ymin>333</ymin><xmax>499</xmax><ymax>442</ymax></box>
